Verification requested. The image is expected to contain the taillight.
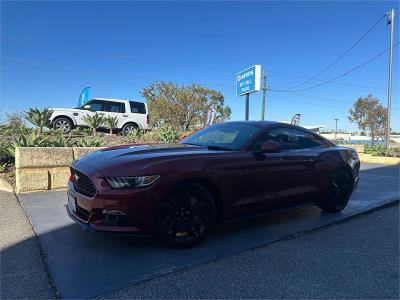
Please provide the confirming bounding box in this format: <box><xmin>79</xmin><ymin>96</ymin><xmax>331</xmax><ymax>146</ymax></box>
<box><xmin>69</xmin><ymin>173</ymin><xmax>76</xmax><ymax>182</ymax></box>
<box><xmin>147</xmin><ymin>114</ymin><xmax>150</xmax><ymax>125</ymax></box>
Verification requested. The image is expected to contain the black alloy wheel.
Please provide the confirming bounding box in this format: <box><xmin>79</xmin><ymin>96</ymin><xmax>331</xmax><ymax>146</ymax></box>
<box><xmin>319</xmin><ymin>169</ymin><xmax>352</xmax><ymax>213</ymax></box>
<box><xmin>156</xmin><ymin>183</ymin><xmax>216</xmax><ymax>248</ymax></box>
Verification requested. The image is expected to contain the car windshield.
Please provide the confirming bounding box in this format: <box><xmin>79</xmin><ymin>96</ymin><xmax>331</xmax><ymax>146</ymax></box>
<box><xmin>180</xmin><ymin>123</ymin><xmax>261</xmax><ymax>151</ymax></box>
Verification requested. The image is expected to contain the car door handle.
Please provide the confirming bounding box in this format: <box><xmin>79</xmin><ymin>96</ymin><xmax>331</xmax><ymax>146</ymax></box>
<box><xmin>122</xmin><ymin>115</ymin><xmax>128</xmax><ymax>117</ymax></box>
<box><xmin>99</xmin><ymin>113</ymin><xmax>105</xmax><ymax>115</ymax></box>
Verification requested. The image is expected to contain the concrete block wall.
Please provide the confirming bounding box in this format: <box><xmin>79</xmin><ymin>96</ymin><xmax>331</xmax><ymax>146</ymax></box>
<box><xmin>15</xmin><ymin>147</ymin><xmax>102</xmax><ymax>193</ymax></box>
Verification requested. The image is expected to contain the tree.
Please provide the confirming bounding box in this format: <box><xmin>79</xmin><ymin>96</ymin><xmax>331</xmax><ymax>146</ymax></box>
<box><xmin>141</xmin><ymin>81</ymin><xmax>231</xmax><ymax>130</ymax></box>
<box><xmin>24</xmin><ymin>108</ymin><xmax>53</xmax><ymax>137</ymax></box>
<box><xmin>82</xmin><ymin>113</ymin><xmax>105</xmax><ymax>137</ymax></box>
<box><xmin>348</xmin><ymin>95</ymin><xmax>387</xmax><ymax>145</ymax></box>
<box><xmin>104</xmin><ymin>116</ymin><xmax>118</xmax><ymax>135</ymax></box>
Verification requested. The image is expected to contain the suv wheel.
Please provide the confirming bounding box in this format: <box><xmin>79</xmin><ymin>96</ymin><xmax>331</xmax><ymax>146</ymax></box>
<box><xmin>122</xmin><ymin>123</ymin><xmax>138</xmax><ymax>135</ymax></box>
<box><xmin>155</xmin><ymin>183</ymin><xmax>216</xmax><ymax>248</ymax></box>
<box><xmin>319</xmin><ymin>169</ymin><xmax>352</xmax><ymax>213</ymax></box>
<box><xmin>53</xmin><ymin>117</ymin><xmax>73</xmax><ymax>133</ymax></box>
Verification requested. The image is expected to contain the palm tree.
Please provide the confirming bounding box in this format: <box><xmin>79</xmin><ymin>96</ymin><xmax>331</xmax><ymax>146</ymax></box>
<box><xmin>104</xmin><ymin>116</ymin><xmax>118</xmax><ymax>135</ymax></box>
<box><xmin>24</xmin><ymin>108</ymin><xmax>53</xmax><ymax>137</ymax></box>
<box><xmin>82</xmin><ymin>113</ymin><xmax>105</xmax><ymax>137</ymax></box>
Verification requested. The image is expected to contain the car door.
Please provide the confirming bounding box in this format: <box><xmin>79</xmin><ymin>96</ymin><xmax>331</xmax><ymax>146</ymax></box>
<box><xmin>264</xmin><ymin>127</ymin><xmax>323</xmax><ymax>207</ymax></box>
<box><xmin>228</xmin><ymin>149</ymin><xmax>288</xmax><ymax>217</ymax></box>
<box><xmin>103</xmin><ymin>101</ymin><xmax>126</xmax><ymax>128</ymax></box>
<box><xmin>76</xmin><ymin>100</ymin><xmax>106</xmax><ymax>126</ymax></box>
<box><xmin>237</xmin><ymin>127</ymin><xmax>322</xmax><ymax>212</ymax></box>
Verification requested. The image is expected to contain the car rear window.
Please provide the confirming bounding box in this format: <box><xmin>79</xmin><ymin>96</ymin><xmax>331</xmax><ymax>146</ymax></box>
<box><xmin>130</xmin><ymin>101</ymin><xmax>146</xmax><ymax>114</ymax></box>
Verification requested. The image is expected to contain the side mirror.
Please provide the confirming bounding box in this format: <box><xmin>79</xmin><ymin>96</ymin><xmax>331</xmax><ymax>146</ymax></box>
<box><xmin>83</xmin><ymin>104</ymin><xmax>91</xmax><ymax>110</ymax></box>
<box><xmin>260</xmin><ymin>140</ymin><xmax>282</xmax><ymax>153</ymax></box>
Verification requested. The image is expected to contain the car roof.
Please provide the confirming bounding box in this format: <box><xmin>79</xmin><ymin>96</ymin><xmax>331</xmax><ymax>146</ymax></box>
<box><xmin>91</xmin><ymin>98</ymin><xmax>145</xmax><ymax>104</ymax></box>
<box><xmin>221</xmin><ymin>120</ymin><xmax>282</xmax><ymax>128</ymax></box>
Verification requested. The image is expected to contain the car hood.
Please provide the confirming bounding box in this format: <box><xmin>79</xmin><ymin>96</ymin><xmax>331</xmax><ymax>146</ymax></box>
<box><xmin>73</xmin><ymin>143</ymin><xmax>230</xmax><ymax>175</ymax></box>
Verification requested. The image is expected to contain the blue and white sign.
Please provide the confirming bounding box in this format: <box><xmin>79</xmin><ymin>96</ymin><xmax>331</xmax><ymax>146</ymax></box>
<box><xmin>236</xmin><ymin>65</ymin><xmax>261</xmax><ymax>96</ymax></box>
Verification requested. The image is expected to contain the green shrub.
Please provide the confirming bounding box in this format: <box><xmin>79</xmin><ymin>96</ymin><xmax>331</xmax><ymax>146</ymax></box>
<box><xmin>0</xmin><ymin>133</ymin><xmax>46</xmax><ymax>159</ymax></box>
<box><xmin>82</xmin><ymin>113</ymin><xmax>105</xmax><ymax>137</ymax></box>
<box><xmin>154</xmin><ymin>125</ymin><xmax>182</xmax><ymax>143</ymax></box>
<box><xmin>24</xmin><ymin>108</ymin><xmax>53</xmax><ymax>136</ymax></box>
<box><xmin>74</xmin><ymin>137</ymin><xmax>105</xmax><ymax>147</ymax></box>
<box><xmin>104</xmin><ymin>116</ymin><xmax>119</xmax><ymax>135</ymax></box>
<box><xmin>45</xmin><ymin>127</ymin><xmax>65</xmax><ymax>136</ymax></box>
<box><xmin>365</xmin><ymin>145</ymin><xmax>400</xmax><ymax>157</ymax></box>
<box><xmin>0</xmin><ymin>124</ymin><xmax>34</xmax><ymax>136</ymax></box>
<box><xmin>126</xmin><ymin>129</ymin><xmax>146</xmax><ymax>143</ymax></box>
<box><xmin>46</xmin><ymin>136</ymin><xmax>75</xmax><ymax>147</ymax></box>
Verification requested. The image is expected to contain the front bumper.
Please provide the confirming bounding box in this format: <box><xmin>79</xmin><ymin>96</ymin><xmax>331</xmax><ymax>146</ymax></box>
<box><xmin>66</xmin><ymin>178</ymin><xmax>165</xmax><ymax>234</ymax></box>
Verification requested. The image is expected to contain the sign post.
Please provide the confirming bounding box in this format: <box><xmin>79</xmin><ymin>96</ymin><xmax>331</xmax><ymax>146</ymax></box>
<box><xmin>236</xmin><ymin>65</ymin><xmax>261</xmax><ymax>120</ymax></box>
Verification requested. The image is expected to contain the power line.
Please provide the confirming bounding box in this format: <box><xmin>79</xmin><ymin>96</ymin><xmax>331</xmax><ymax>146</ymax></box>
<box><xmin>282</xmin><ymin>14</ymin><xmax>387</xmax><ymax>91</ymax></box>
<box><xmin>268</xmin><ymin>70</ymin><xmax>398</xmax><ymax>93</ymax></box>
<box><xmin>269</xmin><ymin>41</ymin><xmax>400</xmax><ymax>93</ymax></box>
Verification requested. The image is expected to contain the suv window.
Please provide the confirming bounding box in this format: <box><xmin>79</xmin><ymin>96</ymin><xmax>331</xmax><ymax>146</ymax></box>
<box><xmin>130</xmin><ymin>101</ymin><xmax>146</xmax><ymax>114</ymax></box>
<box><xmin>105</xmin><ymin>101</ymin><xmax>125</xmax><ymax>113</ymax></box>
<box><xmin>250</xmin><ymin>127</ymin><xmax>328</xmax><ymax>151</ymax></box>
<box><xmin>86</xmin><ymin>100</ymin><xmax>105</xmax><ymax>112</ymax></box>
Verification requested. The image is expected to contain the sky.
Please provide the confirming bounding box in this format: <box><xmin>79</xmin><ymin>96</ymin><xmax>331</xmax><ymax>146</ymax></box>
<box><xmin>1</xmin><ymin>0</ymin><xmax>399</xmax><ymax>132</ymax></box>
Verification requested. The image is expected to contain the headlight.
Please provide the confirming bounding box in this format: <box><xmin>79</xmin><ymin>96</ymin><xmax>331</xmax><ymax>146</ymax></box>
<box><xmin>106</xmin><ymin>175</ymin><xmax>160</xmax><ymax>189</ymax></box>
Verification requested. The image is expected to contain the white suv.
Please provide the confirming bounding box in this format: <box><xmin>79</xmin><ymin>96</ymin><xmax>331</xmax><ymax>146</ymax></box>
<box><xmin>49</xmin><ymin>98</ymin><xmax>149</xmax><ymax>135</ymax></box>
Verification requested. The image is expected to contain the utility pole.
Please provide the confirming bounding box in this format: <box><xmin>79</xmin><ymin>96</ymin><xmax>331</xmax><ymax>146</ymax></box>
<box><xmin>386</xmin><ymin>8</ymin><xmax>395</xmax><ymax>148</ymax></box>
<box><xmin>334</xmin><ymin>118</ymin><xmax>339</xmax><ymax>140</ymax></box>
<box><xmin>261</xmin><ymin>73</ymin><xmax>267</xmax><ymax>120</ymax></box>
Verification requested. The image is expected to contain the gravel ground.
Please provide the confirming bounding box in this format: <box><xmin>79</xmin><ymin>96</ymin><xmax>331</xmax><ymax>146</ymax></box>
<box><xmin>0</xmin><ymin>191</ymin><xmax>56</xmax><ymax>299</ymax></box>
<box><xmin>98</xmin><ymin>203</ymin><xmax>400</xmax><ymax>299</ymax></box>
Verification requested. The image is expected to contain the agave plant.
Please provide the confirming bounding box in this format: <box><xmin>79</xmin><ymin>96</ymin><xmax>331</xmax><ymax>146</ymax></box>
<box><xmin>82</xmin><ymin>113</ymin><xmax>105</xmax><ymax>137</ymax></box>
<box><xmin>126</xmin><ymin>128</ymin><xmax>145</xmax><ymax>143</ymax></box>
<box><xmin>47</xmin><ymin>136</ymin><xmax>74</xmax><ymax>147</ymax></box>
<box><xmin>75</xmin><ymin>137</ymin><xmax>104</xmax><ymax>147</ymax></box>
<box><xmin>155</xmin><ymin>125</ymin><xmax>182</xmax><ymax>143</ymax></box>
<box><xmin>24</xmin><ymin>108</ymin><xmax>53</xmax><ymax>137</ymax></box>
<box><xmin>104</xmin><ymin>116</ymin><xmax>118</xmax><ymax>135</ymax></box>
<box><xmin>0</xmin><ymin>133</ymin><xmax>46</xmax><ymax>158</ymax></box>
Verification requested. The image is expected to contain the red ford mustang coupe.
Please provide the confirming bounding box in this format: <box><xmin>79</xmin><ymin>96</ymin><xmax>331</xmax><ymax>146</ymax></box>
<box><xmin>67</xmin><ymin>121</ymin><xmax>360</xmax><ymax>247</ymax></box>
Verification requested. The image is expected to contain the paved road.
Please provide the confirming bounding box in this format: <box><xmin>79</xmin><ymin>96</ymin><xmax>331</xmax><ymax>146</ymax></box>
<box><xmin>13</xmin><ymin>163</ymin><xmax>400</xmax><ymax>298</ymax></box>
<box><xmin>0</xmin><ymin>191</ymin><xmax>56</xmax><ymax>299</ymax></box>
<box><xmin>99</xmin><ymin>203</ymin><xmax>399</xmax><ymax>299</ymax></box>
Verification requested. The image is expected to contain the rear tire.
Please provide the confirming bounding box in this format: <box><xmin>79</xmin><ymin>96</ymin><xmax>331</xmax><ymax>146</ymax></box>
<box><xmin>53</xmin><ymin>117</ymin><xmax>73</xmax><ymax>133</ymax></box>
<box><xmin>121</xmin><ymin>123</ymin><xmax>138</xmax><ymax>136</ymax></box>
<box><xmin>155</xmin><ymin>183</ymin><xmax>216</xmax><ymax>248</ymax></box>
<box><xmin>318</xmin><ymin>169</ymin><xmax>352</xmax><ymax>213</ymax></box>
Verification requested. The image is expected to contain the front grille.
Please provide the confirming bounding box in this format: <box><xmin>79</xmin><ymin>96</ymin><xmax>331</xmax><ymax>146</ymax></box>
<box><xmin>72</xmin><ymin>168</ymin><xmax>96</xmax><ymax>197</ymax></box>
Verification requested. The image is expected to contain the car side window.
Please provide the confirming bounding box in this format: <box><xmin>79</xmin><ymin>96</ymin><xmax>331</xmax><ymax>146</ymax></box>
<box><xmin>88</xmin><ymin>100</ymin><xmax>105</xmax><ymax>112</ymax></box>
<box><xmin>130</xmin><ymin>101</ymin><xmax>146</xmax><ymax>114</ymax></box>
<box><xmin>250</xmin><ymin>127</ymin><xmax>327</xmax><ymax>151</ymax></box>
<box><xmin>105</xmin><ymin>102</ymin><xmax>125</xmax><ymax>113</ymax></box>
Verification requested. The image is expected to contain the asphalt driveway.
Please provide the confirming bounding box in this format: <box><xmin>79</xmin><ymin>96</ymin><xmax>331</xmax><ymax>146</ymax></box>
<box><xmin>15</xmin><ymin>163</ymin><xmax>400</xmax><ymax>298</ymax></box>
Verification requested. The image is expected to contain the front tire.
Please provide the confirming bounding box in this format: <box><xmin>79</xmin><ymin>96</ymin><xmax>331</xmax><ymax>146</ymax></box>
<box><xmin>319</xmin><ymin>169</ymin><xmax>352</xmax><ymax>213</ymax></box>
<box><xmin>155</xmin><ymin>183</ymin><xmax>216</xmax><ymax>248</ymax></box>
<box><xmin>53</xmin><ymin>117</ymin><xmax>73</xmax><ymax>133</ymax></box>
